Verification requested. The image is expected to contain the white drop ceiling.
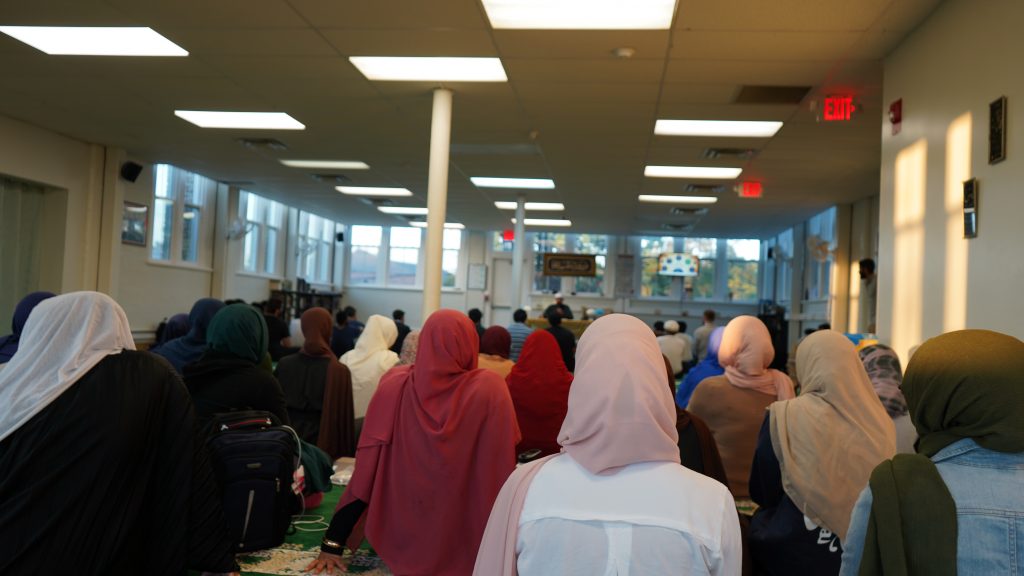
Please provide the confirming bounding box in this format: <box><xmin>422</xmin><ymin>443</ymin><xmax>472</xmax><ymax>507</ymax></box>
<box><xmin>0</xmin><ymin>0</ymin><xmax>943</xmax><ymax>238</ymax></box>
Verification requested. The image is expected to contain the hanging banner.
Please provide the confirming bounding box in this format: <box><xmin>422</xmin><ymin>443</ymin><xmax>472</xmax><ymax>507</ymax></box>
<box><xmin>542</xmin><ymin>253</ymin><xmax>597</xmax><ymax>277</ymax></box>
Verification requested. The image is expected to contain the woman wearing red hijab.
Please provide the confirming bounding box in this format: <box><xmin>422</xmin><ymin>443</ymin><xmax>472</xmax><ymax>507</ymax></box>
<box><xmin>308</xmin><ymin>310</ymin><xmax>520</xmax><ymax>575</ymax></box>
<box><xmin>506</xmin><ymin>330</ymin><xmax>572</xmax><ymax>457</ymax></box>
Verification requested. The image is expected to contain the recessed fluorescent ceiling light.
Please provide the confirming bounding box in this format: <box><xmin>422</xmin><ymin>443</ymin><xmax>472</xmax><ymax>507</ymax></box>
<box><xmin>471</xmin><ymin>177</ymin><xmax>555</xmax><ymax>189</ymax></box>
<box><xmin>336</xmin><ymin>186</ymin><xmax>412</xmax><ymax>197</ymax></box>
<box><xmin>494</xmin><ymin>201</ymin><xmax>565</xmax><ymax>211</ymax></box>
<box><xmin>410</xmin><ymin>221</ymin><xmax>465</xmax><ymax>229</ymax></box>
<box><xmin>482</xmin><ymin>0</ymin><xmax>676</xmax><ymax>30</ymax></box>
<box><xmin>638</xmin><ymin>195</ymin><xmax>718</xmax><ymax>205</ymax></box>
<box><xmin>0</xmin><ymin>26</ymin><xmax>188</xmax><ymax>56</ymax></box>
<box><xmin>378</xmin><ymin>206</ymin><xmax>429</xmax><ymax>215</ymax></box>
<box><xmin>644</xmin><ymin>166</ymin><xmax>742</xmax><ymax>179</ymax></box>
<box><xmin>281</xmin><ymin>160</ymin><xmax>369</xmax><ymax>170</ymax></box>
<box><xmin>349</xmin><ymin>57</ymin><xmax>507</xmax><ymax>82</ymax></box>
<box><xmin>655</xmin><ymin>120</ymin><xmax>783</xmax><ymax>138</ymax></box>
<box><xmin>511</xmin><ymin>218</ymin><xmax>573</xmax><ymax>227</ymax></box>
<box><xmin>174</xmin><ymin>111</ymin><xmax>305</xmax><ymax>130</ymax></box>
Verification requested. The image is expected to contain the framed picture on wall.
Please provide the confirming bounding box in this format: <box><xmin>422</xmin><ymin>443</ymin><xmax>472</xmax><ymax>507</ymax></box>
<box><xmin>121</xmin><ymin>202</ymin><xmax>148</xmax><ymax>246</ymax></box>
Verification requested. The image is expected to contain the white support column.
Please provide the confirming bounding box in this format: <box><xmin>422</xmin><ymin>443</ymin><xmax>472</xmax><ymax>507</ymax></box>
<box><xmin>511</xmin><ymin>194</ymin><xmax>527</xmax><ymax>309</ymax></box>
<box><xmin>421</xmin><ymin>88</ymin><xmax>453</xmax><ymax>321</ymax></box>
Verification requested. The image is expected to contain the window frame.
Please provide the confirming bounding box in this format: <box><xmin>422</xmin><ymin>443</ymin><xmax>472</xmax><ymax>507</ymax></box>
<box><xmin>297</xmin><ymin>211</ymin><xmax>338</xmax><ymax>285</ymax></box>
<box><xmin>632</xmin><ymin>236</ymin><xmax>761</xmax><ymax>302</ymax></box>
<box><xmin>529</xmin><ymin>232</ymin><xmax>610</xmax><ymax>297</ymax></box>
<box><xmin>346</xmin><ymin>225</ymin><xmax>465</xmax><ymax>290</ymax></box>
<box><xmin>149</xmin><ymin>163</ymin><xmax>216</xmax><ymax>269</ymax></box>
<box><xmin>239</xmin><ymin>191</ymin><xmax>287</xmax><ymax>278</ymax></box>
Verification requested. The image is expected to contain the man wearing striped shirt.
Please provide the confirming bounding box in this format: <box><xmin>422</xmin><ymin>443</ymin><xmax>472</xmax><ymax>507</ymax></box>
<box><xmin>507</xmin><ymin>308</ymin><xmax>534</xmax><ymax>362</ymax></box>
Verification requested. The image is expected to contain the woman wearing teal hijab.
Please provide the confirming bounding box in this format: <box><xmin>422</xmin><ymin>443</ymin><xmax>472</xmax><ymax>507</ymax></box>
<box><xmin>841</xmin><ymin>330</ymin><xmax>1024</xmax><ymax>575</ymax></box>
<box><xmin>183</xmin><ymin>303</ymin><xmax>290</xmax><ymax>430</ymax></box>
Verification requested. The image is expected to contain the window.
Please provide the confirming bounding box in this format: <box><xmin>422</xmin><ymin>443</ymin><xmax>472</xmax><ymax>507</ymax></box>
<box><xmin>388</xmin><ymin>227</ymin><xmax>421</xmax><ymax>286</ymax></box>
<box><xmin>240</xmin><ymin>191</ymin><xmax>286</xmax><ymax>276</ymax></box>
<box><xmin>683</xmin><ymin>238</ymin><xmax>717</xmax><ymax>300</ymax></box>
<box><xmin>639</xmin><ymin>236</ymin><xmax>675</xmax><ymax>298</ymax></box>
<box><xmin>727</xmin><ymin>239</ymin><xmax>761</xmax><ymax>301</ymax></box>
<box><xmin>298</xmin><ymin>212</ymin><xmax>337</xmax><ymax>285</ymax></box>
<box><xmin>350</xmin><ymin>225</ymin><xmax>382</xmax><ymax>285</ymax></box>
<box><xmin>347</xmin><ymin>225</ymin><xmax>463</xmax><ymax>289</ymax></box>
<box><xmin>443</xmin><ymin>229</ymin><xmax>462</xmax><ymax>288</ymax></box>
<box><xmin>532</xmin><ymin>233</ymin><xmax>567</xmax><ymax>293</ymax></box>
<box><xmin>636</xmin><ymin>236</ymin><xmax>759</xmax><ymax>301</ymax></box>
<box><xmin>573</xmin><ymin>234</ymin><xmax>607</xmax><ymax>294</ymax></box>
<box><xmin>805</xmin><ymin>207</ymin><xmax>836</xmax><ymax>301</ymax></box>
<box><xmin>151</xmin><ymin>164</ymin><xmax>215</xmax><ymax>266</ymax></box>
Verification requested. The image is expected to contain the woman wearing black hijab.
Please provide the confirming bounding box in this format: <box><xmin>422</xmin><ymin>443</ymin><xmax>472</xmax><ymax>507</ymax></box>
<box><xmin>0</xmin><ymin>292</ymin><xmax>238</xmax><ymax>575</ymax></box>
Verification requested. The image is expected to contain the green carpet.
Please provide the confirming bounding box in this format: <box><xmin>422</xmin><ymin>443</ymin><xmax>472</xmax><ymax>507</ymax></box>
<box><xmin>238</xmin><ymin>486</ymin><xmax>391</xmax><ymax>576</ymax></box>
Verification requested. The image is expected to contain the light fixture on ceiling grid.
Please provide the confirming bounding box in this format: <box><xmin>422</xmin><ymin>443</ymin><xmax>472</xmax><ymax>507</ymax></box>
<box><xmin>471</xmin><ymin>177</ymin><xmax>555</xmax><ymax>189</ymax></box>
<box><xmin>0</xmin><ymin>26</ymin><xmax>188</xmax><ymax>56</ymax></box>
<box><xmin>481</xmin><ymin>0</ymin><xmax>677</xmax><ymax>30</ymax></box>
<box><xmin>349</xmin><ymin>57</ymin><xmax>508</xmax><ymax>82</ymax></box>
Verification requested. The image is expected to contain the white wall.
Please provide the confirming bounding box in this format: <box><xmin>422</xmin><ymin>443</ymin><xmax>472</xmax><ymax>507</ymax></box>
<box><xmin>0</xmin><ymin>114</ymin><xmax>104</xmax><ymax>294</ymax></box>
<box><xmin>879</xmin><ymin>0</ymin><xmax>1024</xmax><ymax>362</ymax></box>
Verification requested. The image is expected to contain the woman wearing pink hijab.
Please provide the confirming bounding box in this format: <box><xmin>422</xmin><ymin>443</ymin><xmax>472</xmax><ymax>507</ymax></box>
<box><xmin>474</xmin><ymin>314</ymin><xmax>741</xmax><ymax>576</ymax></box>
<box><xmin>308</xmin><ymin>310</ymin><xmax>520</xmax><ymax>576</ymax></box>
<box><xmin>687</xmin><ymin>315</ymin><xmax>795</xmax><ymax>498</ymax></box>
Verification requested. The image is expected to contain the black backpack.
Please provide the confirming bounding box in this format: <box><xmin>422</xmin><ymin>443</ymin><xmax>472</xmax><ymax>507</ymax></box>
<box><xmin>206</xmin><ymin>410</ymin><xmax>302</xmax><ymax>552</ymax></box>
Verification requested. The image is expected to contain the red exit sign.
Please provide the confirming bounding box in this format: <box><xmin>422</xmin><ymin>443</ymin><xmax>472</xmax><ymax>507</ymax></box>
<box><xmin>737</xmin><ymin>181</ymin><xmax>763</xmax><ymax>198</ymax></box>
<box><xmin>823</xmin><ymin>96</ymin><xmax>855</xmax><ymax>121</ymax></box>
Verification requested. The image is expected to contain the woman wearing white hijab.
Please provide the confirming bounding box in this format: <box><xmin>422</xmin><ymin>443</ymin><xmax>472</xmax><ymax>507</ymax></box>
<box><xmin>341</xmin><ymin>314</ymin><xmax>399</xmax><ymax>420</ymax></box>
<box><xmin>0</xmin><ymin>292</ymin><xmax>238</xmax><ymax>575</ymax></box>
<box><xmin>474</xmin><ymin>314</ymin><xmax>741</xmax><ymax>575</ymax></box>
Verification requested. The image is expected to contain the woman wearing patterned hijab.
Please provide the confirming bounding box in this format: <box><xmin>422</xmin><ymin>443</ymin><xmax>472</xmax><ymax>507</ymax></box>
<box><xmin>858</xmin><ymin>344</ymin><xmax>917</xmax><ymax>454</ymax></box>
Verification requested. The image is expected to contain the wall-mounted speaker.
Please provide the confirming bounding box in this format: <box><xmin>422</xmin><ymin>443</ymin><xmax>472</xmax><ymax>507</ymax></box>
<box><xmin>335</xmin><ymin>232</ymin><xmax>345</xmax><ymax>243</ymax></box>
<box><xmin>120</xmin><ymin>161</ymin><xmax>144</xmax><ymax>183</ymax></box>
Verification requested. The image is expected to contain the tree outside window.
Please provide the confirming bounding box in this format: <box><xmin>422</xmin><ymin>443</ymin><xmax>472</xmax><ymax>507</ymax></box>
<box><xmin>640</xmin><ymin>236</ymin><xmax>675</xmax><ymax>298</ymax></box>
<box><xmin>727</xmin><ymin>239</ymin><xmax>761</xmax><ymax>301</ymax></box>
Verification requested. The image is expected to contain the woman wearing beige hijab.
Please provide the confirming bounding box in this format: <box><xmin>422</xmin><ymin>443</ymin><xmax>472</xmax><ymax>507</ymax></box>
<box><xmin>748</xmin><ymin>330</ymin><xmax>895</xmax><ymax>575</ymax></box>
<box><xmin>474</xmin><ymin>314</ymin><xmax>741</xmax><ymax>576</ymax></box>
<box><xmin>340</xmin><ymin>314</ymin><xmax>399</xmax><ymax>420</ymax></box>
<box><xmin>687</xmin><ymin>315</ymin><xmax>795</xmax><ymax>498</ymax></box>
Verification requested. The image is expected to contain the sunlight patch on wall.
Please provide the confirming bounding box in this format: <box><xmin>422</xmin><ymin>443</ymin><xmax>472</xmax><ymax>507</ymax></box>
<box><xmin>892</xmin><ymin>139</ymin><xmax>928</xmax><ymax>360</ymax></box>
<box><xmin>944</xmin><ymin>112</ymin><xmax>971</xmax><ymax>332</ymax></box>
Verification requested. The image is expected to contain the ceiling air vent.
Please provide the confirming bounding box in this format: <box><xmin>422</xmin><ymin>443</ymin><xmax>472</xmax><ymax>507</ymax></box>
<box><xmin>662</xmin><ymin>223</ymin><xmax>694</xmax><ymax>232</ymax></box>
<box><xmin>670</xmin><ymin>207</ymin><xmax>709</xmax><ymax>217</ymax></box>
<box><xmin>703</xmin><ymin>147</ymin><xmax>756</xmax><ymax>160</ymax></box>
<box><xmin>734</xmin><ymin>85</ymin><xmax>811</xmax><ymax>105</ymax></box>
<box><xmin>236</xmin><ymin>137</ymin><xmax>288</xmax><ymax>151</ymax></box>
<box><xmin>311</xmin><ymin>174</ymin><xmax>352</xmax><ymax>184</ymax></box>
<box><xmin>684</xmin><ymin>183</ymin><xmax>726</xmax><ymax>194</ymax></box>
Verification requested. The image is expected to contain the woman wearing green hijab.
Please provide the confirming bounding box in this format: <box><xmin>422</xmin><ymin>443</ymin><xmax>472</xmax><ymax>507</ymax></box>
<box><xmin>840</xmin><ymin>330</ymin><xmax>1024</xmax><ymax>575</ymax></box>
<box><xmin>183</xmin><ymin>303</ymin><xmax>290</xmax><ymax>431</ymax></box>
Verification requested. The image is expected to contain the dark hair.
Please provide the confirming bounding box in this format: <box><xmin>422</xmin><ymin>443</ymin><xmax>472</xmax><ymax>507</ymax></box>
<box><xmin>703</xmin><ymin>309</ymin><xmax>717</xmax><ymax>322</ymax></box>
<box><xmin>335</xmin><ymin>310</ymin><xmax>348</xmax><ymax>325</ymax></box>
<box><xmin>653</xmin><ymin>321</ymin><xmax>665</xmax><ymax>331</ymax></box>
<box><xmin>468</xmin><ymin>308</ymin><xmax>483</xmax><ymax>323</ymax></box>
<box><xmin>265</xmin><ymin>298</ymin><xmax>283</xmax><ymax>314</ymax></box>
<box><xmin>224</xmin><ymin>299</ymin><xmax>245</xmax><ymax>306</ymax></box>
<box><xmin>678</xmin><ymin>321</ymin><xmax>688</xmax><ymax>333</ymax></box>
<box><xmin>393</xmin><ymin>309</ymin><xmax>405</xmax><ymax>321</ymax></box>
<box><xmin>818</xmin><ymin>323</ymin><xmax>831</xmax><ymax>331</ymax></box>
<box><xmin>344</xmin><ymin>305</ymin><xmax>357</xmax><ymax>318</ymax></box>
<box><xmin>548</xmin><ymin>314</ymin><xmax>562</xmax><ymax>327</ymax></box>
<box><xmin>513</xmin><ymin>309</ymin><xmax>528</xmax><ymax>323</ymax></box>
<box><xmin>859</xmin><ymin>258</ymin><xmax>876</xmax><ymax>274</ymax></box>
